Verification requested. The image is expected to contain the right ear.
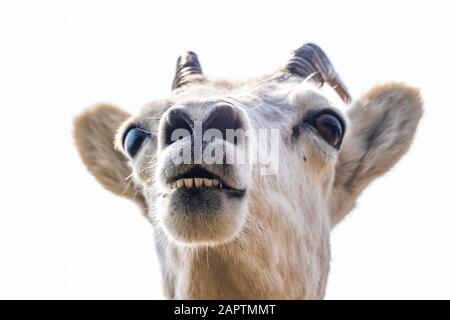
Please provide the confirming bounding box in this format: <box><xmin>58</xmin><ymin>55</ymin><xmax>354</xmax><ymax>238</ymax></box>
<box><xmin>73</xmin><ymin>104</ymin><xmax>146</xmax><ymax>211</ymax></box>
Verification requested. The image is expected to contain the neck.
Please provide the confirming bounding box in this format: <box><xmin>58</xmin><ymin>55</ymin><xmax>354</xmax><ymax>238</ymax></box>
<box><xmin>155</xmin><ymin>199</ymin><xmax>331</xmax><ymax>299</ymax></box>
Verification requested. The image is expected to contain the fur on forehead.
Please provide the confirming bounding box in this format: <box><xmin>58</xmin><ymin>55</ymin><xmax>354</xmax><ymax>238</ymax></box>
<box><xmin>128</xmin><ymin>77</ymin><xmax>347</xmax><ymax>123</ymax></box>
<box><xmin>288</xmin><ymin>82</ymin><xmax>346</xmax><ymax>115</ymax></box>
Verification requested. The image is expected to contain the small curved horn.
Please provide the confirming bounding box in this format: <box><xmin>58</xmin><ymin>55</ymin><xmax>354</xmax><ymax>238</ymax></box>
<box><xmin>172</xmin><ymin>51</ymin><xmax>205</xmax><ymax>90</ymax></box>
<box><xmin>285</xmin><ymin>43</ymin><xmax>351</xmax><ymax>103</ymax></box>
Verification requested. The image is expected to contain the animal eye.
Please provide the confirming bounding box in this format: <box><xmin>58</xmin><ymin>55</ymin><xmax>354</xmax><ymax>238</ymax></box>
<box><xmin>123</xmin><ymin>127</ymin><xmax>149</xmax><ymax>157</ymax></box>
<box><xmin>314</xmin><ymin>112</ymin><xmax>344</xmax><ymax>148</ymax></box>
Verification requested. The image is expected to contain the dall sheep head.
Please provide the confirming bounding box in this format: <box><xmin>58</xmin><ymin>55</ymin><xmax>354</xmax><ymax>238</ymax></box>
<box><xmin>74</xmin><ymin>43</ymin><xmax>422</xmax><ymax>299</ymax></box>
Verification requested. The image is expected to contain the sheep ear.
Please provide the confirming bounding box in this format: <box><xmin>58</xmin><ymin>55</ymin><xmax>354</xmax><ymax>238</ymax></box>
<box><xmin>73</xmin><ymin>104</ymin><xmax>146</xmax><ymax>210</ymax></box>
<box><xmin>330</xmin><ymin>83</ymin><xmax>423</xmax><ymax>226</ymax></box>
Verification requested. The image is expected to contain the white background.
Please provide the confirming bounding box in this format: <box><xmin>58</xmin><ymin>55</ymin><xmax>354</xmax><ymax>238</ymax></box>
<box><xmin>0</xmin><ymin>0</ymin><xmax>449</xmax><ymax>299</ymax></box>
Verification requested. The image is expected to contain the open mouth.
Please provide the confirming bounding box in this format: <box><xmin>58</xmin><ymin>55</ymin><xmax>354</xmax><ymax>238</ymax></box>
<box><xmin>161</xmin><ymin>165</ymin><xmax>249</xmax><ymax>243</ymax></box>
<box><xmin>169</xmin><ymin>166</ymin><xmax>238</xmax><ymax>191</ymax></box>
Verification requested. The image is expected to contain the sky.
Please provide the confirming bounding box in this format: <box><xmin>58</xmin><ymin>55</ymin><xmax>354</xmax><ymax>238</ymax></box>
<box><xmin>0</xmin><ymin>0</ymin><xmax>449</xmax><ymax>299</ymax></box>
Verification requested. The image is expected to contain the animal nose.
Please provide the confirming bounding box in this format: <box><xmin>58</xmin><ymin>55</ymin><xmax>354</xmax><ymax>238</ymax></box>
<box><xmin>203</xmin><ymin>104</ymin><xmax>243</xmax><ymax>138</ymax></box>
<box><xmin>163</xmin><ymin>104</ymin><xmax>244</xmax><ymax>146</ymax></box>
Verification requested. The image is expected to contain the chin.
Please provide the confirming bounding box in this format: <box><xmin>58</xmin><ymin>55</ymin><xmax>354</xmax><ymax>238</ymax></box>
<box><xmin>160</xmin><ymin>186</ymin><xmax>248</xmax><ymax>246</ymax></box>
<box><xmin>155</xmin><ymin>164</ymin><xmax>250</xmax><ymax>245</ymax></box>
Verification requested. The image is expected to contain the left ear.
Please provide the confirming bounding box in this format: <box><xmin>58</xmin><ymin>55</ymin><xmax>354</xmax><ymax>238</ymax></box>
<box><xmin>73</xmin><ymin>104</ymin><xmax>146</xmax><ymax>212</ymax></box>
<box><xmin>330</xmin><ymin>83</ymin><xmax>423</xmax><ymax>226</ymax></box>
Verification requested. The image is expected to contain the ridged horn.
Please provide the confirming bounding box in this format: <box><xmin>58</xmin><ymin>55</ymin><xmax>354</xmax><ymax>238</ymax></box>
<box><xmin>172</xmin><ymin>51</ymin><xmax>205</xmax><ymax>90</ymax></box>
<box><xmin>285</xmin><ymin>43</ymin><xmax>351</xmax><ymax>103</ymax></box>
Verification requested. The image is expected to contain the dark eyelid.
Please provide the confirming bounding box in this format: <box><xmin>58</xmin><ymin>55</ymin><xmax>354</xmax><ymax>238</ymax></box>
<box><xmin>122</xmin><ymin>124</ymin><xmax>152</xmax><ymax>147</ymax></box>
<box><xmin>304</xmin><ymin>108</ymin><xmax>346</xmax><ymax>136</ymax></box>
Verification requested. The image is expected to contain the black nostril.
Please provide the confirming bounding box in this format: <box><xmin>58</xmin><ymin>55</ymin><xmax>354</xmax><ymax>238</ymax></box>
<box><xmin>203</xmin><ymin>105</ymin><xmax>243</xmax><ymax>143</ymax></box>
<box><xmin>163</xmin><ymin>104</ymin><xmax>244</xmax><ymax>147</ymax></box>
<box><xmin>164</xmin><ymin>109</ymin><xmax>193</xmax><ymax>146</ymax></box>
